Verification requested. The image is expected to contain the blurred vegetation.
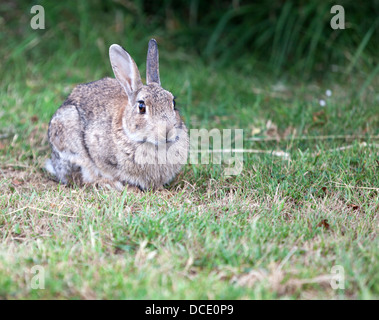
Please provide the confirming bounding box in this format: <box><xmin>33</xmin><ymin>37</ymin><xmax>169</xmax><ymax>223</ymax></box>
<box><xmin>141</xmin><ymin>0</ymin><xmax>379</xmax><ymax>76</ymax></box>
<box><xmin>1</xmin><ymin>0</ymin><xmax>378</xmax><ymax>78</ymax></box>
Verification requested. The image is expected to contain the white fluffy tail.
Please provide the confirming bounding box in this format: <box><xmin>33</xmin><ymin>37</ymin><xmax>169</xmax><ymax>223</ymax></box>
<box><xmin>44</xmin><ymin>158</ymin><xmax>56</xmax><ymax>176</ymax></box>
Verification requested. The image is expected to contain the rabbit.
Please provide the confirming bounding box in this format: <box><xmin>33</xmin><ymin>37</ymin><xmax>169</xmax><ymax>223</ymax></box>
<box><xmin>45</xmin><ymin>39</ymin><xmax>189</xmax><ymax>191</ymax></box>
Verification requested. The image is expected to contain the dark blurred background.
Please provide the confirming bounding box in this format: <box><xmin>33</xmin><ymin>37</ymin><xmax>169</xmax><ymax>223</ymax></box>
<box><xmin>1</xmin><ymin>0</ymin><xmax>378</xmax><ymax>77</ymax></box>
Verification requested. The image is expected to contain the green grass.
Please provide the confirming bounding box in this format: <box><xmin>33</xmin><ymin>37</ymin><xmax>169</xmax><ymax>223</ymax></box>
<box><xmin>0</xmin><ymin>1</ymin><xmax>378</xmax><ymax>299</ymax></box>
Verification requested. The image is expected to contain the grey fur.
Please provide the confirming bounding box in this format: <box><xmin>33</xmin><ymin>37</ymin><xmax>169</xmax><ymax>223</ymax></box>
<box><xmin>146</xmin><ymin>39</ymin><xmax>160</xmax><ymax>85</ymax></box>
<box><xmin>46</xmin><ymin>40</ymin><xmax>189</xmax><ymax>191</ymax></box>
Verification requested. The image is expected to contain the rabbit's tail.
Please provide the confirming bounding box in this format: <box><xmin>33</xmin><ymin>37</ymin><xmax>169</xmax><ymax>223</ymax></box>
<box><xmin>44</xmin><ymin>158</ymin><xmax>56</xmax><ymax>176</ymax></box>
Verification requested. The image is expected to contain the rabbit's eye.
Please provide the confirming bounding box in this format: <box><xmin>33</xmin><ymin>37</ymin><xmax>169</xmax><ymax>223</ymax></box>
<box><xmin>173</xmin><ymin>99</ymin><xmax>177</xmax><ymax>110</ymax></box>
<box><xmin>138</xmin><ymin>101</ymin><xmax>146</xmax><ymax>114</ymax></box>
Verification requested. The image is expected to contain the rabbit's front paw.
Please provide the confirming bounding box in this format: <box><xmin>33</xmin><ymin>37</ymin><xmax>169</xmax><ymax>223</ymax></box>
<box><xmin>94</xmin><ymin>179</ymin><xmax>124</xmax><ymax>192</ymax></box>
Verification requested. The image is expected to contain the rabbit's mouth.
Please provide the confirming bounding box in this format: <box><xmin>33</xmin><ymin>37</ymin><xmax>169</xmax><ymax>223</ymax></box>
<box><xmin>146</xmin><ymin>137</ymin><xmax>178</xmax><ymax>146</ymax></box>
<box><xmin>153</xmin><ymin>132</ymin><xmax>181</xmax><ymax>146</ymax></box>
<box><xmin>166</xmin><ymin>135</ymin><xmax>180</xmax><ymax>144</ymax></box>
<box><xmin>126</xmin><ymin>133</ymin><xmax>177</xmax><ymax>147</ymax></box>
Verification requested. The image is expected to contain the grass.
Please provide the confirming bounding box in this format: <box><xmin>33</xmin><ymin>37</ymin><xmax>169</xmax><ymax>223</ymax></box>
<box><xmin>0</xmin><ymin>1</ymin><xmax>378</xmax><ymax>299</ymax></box>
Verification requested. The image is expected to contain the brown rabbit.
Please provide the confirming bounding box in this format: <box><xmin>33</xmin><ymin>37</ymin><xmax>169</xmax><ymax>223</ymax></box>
<box><xmin>45</xmin><ymin>39</ymin><xmax>189</xmax><ymax>191</ymax></box>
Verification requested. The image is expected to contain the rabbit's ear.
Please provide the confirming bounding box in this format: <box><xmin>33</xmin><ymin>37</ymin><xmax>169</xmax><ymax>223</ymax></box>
<box><xmin>146</xmin><ymin>39</ymin><xmax>161</xmax><ymax>86</ymax></box>
<box><xmin>109</xmin><ymin>44</ymin><xmax>143</xmax><ymax>97</ymax></box>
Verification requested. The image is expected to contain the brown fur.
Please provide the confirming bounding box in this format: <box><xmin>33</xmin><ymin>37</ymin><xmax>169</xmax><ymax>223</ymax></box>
<box><xmin>46</xmin><ymin>40</ymin><xmax>189</xmax><ymax>191</ymax></box>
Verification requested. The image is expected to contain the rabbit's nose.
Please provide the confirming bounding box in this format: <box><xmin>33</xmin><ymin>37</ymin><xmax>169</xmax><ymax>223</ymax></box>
<box><xmin>166</xmin><ymin>127</ymin><xmax>177</xmax><ymax>143</ymax></box>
